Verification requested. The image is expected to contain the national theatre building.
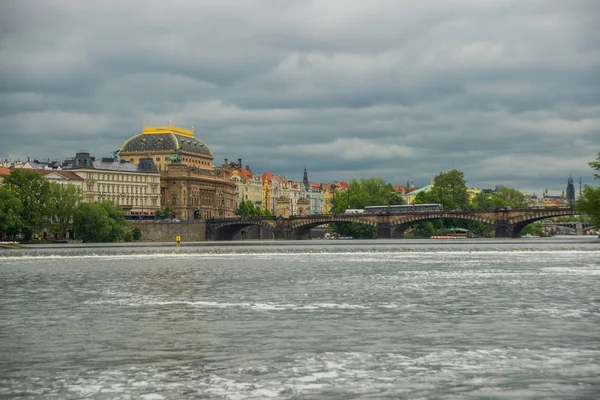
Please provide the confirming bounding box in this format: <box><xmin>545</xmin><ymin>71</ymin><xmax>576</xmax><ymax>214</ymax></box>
<box><xmin>119</xmin><ymin>124</ymin><xmax>236</xmax><ymax>219</ymax></box>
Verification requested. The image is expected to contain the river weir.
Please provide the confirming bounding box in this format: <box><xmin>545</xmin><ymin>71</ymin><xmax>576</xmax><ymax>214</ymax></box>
<box><xmin>1</xmin><ymin>237</ymin><xmax>599</xmax><ymax>399</ymax></box>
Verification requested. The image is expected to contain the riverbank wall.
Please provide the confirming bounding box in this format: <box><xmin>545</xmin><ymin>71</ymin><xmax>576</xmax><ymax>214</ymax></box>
<box><xmin>129</xmin><ymin>221</ymin><xmax>329</xmax><ymax>241</ymax></box>
<box><xmin>131</xmin><ymin>220</ymin><xmax>206</xmax><ymax>242</ymax></box>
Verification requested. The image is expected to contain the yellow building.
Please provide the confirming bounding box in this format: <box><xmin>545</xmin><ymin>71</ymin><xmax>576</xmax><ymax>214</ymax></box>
<box><xmin>120</xmin><ymin>124</ymin><xmax>213</xmax><ymax>172</ymax></box>
<box><xmin>467</xmin><ymin>188</ymin><xmax>481</xmax><ymax>200</ymax></box>
<box><xmin>119</xmin><ymin>123</ymin><xmax>235</xmax><ymax>219</ymax></box>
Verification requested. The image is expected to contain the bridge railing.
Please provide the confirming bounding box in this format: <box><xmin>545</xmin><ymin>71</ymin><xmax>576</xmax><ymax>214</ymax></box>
<box><xmin>206</xmin><ymin>207</ymin><xmax>576</xmax><ymax>223</ymax></box>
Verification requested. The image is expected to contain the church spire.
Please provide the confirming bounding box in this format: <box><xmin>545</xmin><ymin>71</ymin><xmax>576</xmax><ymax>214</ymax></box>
<box><xmin>566</xmin><ymin>175</ymin><xmax>576</xmax><ymax>206</ymax></box>
<box><xmin>302</xmin><ymin>166</ymin><xmax>309</xmax><ymax>190</ymax></box>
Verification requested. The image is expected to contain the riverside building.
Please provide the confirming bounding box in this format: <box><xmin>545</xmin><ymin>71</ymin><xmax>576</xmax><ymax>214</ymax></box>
<box><xmin>119</xmin><ymin>123</ymin><xmax>236</xmax><ymax>219</ymax></box>
<box><xmin>66</xmin><ymin>151</ymin><xmax>161</xmax><ymax>215</ymax></box>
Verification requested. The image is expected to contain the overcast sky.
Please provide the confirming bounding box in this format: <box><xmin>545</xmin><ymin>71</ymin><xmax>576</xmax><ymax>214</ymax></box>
<box><xmin>1</xmin><ymin>0</ymin><xmax>598</xmax><ymax>195</ymax></box>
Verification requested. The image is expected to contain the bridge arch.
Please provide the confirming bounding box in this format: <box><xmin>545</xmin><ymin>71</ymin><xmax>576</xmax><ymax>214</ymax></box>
<box><xmin>508</xmin><ymin>208</ymin><xmax>579</xmax><ymax>237</ymax></box>
<box><xmin>388</xmin><ymin>212</ymin><xmax>496</xmax><ymax>238</ymax></box>
<box><xmin>208</xmin><ymin>219</ymin><xmax>281</xmax><ymax>240</ymax></box>
<box><xmin>289</xmin><ymin>215</ymin><xmax>377</xmax><ymax>239</ymax></box>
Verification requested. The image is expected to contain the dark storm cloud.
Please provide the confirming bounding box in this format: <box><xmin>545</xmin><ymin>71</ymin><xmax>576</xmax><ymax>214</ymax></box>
<box><xmin>1</xmin><ymin>0</ymin><xmax>599</xmax><ymax>194</ymax></box>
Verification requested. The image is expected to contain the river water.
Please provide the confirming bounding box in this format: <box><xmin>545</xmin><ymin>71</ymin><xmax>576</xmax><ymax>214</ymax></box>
<box><xmin>1</xmin><ymin>238</ymin><xmax>599</xmax><ymax>399</ymax></box>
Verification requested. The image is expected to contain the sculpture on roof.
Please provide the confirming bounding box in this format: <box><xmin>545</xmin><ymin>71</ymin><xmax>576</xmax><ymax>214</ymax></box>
<box><xmin>110</xmin><ymin>150</ymin><xmax>120</xmax><ymax>161</ymax></box>
<box><xmin>166</xmin><ymin>148</ymin><xmax>182</xmax><ymax>163</ymax></box>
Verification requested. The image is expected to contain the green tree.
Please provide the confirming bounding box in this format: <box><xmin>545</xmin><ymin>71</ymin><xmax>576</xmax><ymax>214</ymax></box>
<box><xmin>418</xmin><ymin>170</ymin><xmax>470</xmax><ymax>210</ymax></box>
<box><xmin>73</xmin><ymin>201</ymin><xmax>128</xmax><ymax>242</ymax></box>
<box><xmin>3</xmin><ymin>169</ymin><xmax>51</xmax><ymax>241</ymax></box>
<box><xmin>331</xmin><ymin>178</ymin><xmax>402</xmax><ymax>213</ymax></box>
<box><xmin>0</xmin><ymin>186</ymin><xmax>24</xmax><ymax>240</ymax></box>
<box><xmin>101</xmin><ymin>201</ymin><xmax>128</xmax><ymax>241</ymax></box>
<box><xmin>47</xmin><ymin>183</ymin><xmax>83</xmax><ymax>239</ymax></box>
<box><xmin>236</xmin><ymin>200</ymin><xmax>266</xmax><ymax>217</ymax></box>
<box><xmin>576</xmin><ymin>152</ymin><xmax>600</xmax><ymax>228</ymax></box>
<box><xmin>156</xmin><ymin>206</ymin><xmax>175</xmax><ymax>219</ymax></box>
<box><xmin>521</xmin><ymin>222</ymin><xmax>546</xmax><ymax>237</ymax></box>
<box><xmin>495</xmin><ymin>187</ymin><xmax>528</xmax><ymax>208</ymax></box>
<box><xmin>330</xmin><ymin>177</ymin><xmax>403</xmax><ymax>238</ymax></box>
<box><xmin>471</xmin><ymin>192</ymin><xmax>509</xmax><ymax>210</ymax></box>
<box><xmin>73</xmin><ymin>202</ymin><xmax>111</xmax><ymax>242</ymax></box>
<box><xmin>412</xmin><ymin>170</ymin><xmax>470</xmax><ymax>237</ymax></box>
<box><xmin>589</xmin><ymin>151</ymin><xmax>600</xmax><ymax>179</ymax></box>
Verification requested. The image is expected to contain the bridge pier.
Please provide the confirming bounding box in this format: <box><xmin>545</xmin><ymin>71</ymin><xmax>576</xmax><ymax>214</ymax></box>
<box><xmin>494</xmin><ymin>221</ymin><xmax>520</xmax><ymax>238</ymax></box>
<box><xmin>377</xmin><ymin>223</ymin><xmax>392</xmax><ymax>239</ymax></box>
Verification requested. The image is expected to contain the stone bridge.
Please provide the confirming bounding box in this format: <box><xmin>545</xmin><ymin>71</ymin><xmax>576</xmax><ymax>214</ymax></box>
<box><xmin>206</xmin><ymin>207</ymin><xmax>577</xmax><ymax>240</ymax></box>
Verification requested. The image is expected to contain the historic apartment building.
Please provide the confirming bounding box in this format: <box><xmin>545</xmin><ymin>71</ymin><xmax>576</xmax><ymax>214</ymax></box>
<box><xmin>66</xmin><ymin>152</ymin><xmax>161</xmax><ymax>214</ymax></box>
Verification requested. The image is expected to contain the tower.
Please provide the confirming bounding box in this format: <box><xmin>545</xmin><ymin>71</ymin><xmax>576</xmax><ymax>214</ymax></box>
<box><xmin>302</xmin><ymin>166</ymin><xmax>310</xmax><ymax>191</ymax></box>
<box><xmin>566</xmin><ymin>176</ymin><xmax>575</xmax><ymax>206</ymax></box>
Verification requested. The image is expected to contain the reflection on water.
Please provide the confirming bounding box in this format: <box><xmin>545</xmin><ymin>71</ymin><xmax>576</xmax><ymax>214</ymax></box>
<box><xmin>0</xmin><ymin>240</ymin><xmax>599</xmax><ymax>399</ymax></box>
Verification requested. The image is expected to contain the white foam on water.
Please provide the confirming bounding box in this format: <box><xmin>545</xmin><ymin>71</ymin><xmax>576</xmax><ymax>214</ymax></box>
<box><xmin>140</xmin><ymin>394</ymin><xmax>164</xmax><ymax>400</ymax></box>
<box><xmin>4</xmin><ymin>249</ymin><xmax>598</xmax><ymax>262</ymax></box>
<box><xmin>85</xmin><ymin>294</ymin><xmax>373</xmax><ymax>311</ymax></box>
<box><xmin>541</xmin><ymin>266</ymin><xmax>600</xmax><ymax>275</ymax></box>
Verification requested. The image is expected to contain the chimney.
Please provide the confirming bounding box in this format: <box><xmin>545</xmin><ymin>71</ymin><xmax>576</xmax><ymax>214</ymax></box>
<box><xmin>246</xmin><ymin>165</ymin><xmax>250</xmax><ymax>171</ymax></box>
<box><xmin>224</xmin><ymin>158</ymin><xmax>228</xmax><ymax>167</ymax></box>
<box><xmin>238</xmin><ymin>158</ymin><xmax>242</xmax><ymax>169</ymax></box>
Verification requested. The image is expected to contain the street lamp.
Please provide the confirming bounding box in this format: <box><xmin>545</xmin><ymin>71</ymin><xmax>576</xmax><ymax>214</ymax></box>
<box><xmin>347</xmin><ymin>186</ymin><xmax>350</xmax><ymax>210</ymax></box>
<box><xmin>330</xmin><ymin>184</ymin><xmax>337</xmax><ymax>215</ymax></box>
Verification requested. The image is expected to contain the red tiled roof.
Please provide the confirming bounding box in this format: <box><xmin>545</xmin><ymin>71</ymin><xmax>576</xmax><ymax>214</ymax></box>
<box><xmin>0</xmin><ymin>167</ymin><xmax>11</xmax><ymax>177</ymax></box>
<box><xmin>238</xmin><ymin>169</ymin><xmax>253</xmax><ymax>183</ymax></box>
<box><xmin>262</xmin><ymin>171</ymin><xmax>273</xmax><ymax>182</ymax></box>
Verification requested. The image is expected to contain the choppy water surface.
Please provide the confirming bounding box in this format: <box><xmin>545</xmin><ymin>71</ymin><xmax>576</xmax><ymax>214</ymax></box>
<box><xmin>1</xmin><ymin>239</ymin><xmax>599</xmax><ymax>399</ymax></box>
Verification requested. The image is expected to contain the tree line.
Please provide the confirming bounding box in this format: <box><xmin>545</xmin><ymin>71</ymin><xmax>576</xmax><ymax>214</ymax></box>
<box><xmin>0</xmin><ymin>169</ymin><xmax>136</xmax><ymax>242</ymax></box>
<box><xmin>328</xmin><ymin>161</ymin><xmax>599</xmax><ymax>239</ymax></box>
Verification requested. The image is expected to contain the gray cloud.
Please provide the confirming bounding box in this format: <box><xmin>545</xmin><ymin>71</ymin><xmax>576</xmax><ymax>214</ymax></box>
<box><xmin>1</xmin><ymin>0</ymin><xmax>599</xmax><ymax>195</ymax></box>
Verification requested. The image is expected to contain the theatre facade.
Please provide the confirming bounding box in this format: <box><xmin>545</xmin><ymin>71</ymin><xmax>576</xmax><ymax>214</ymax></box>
<box><xmin>119</xmin><ymin>124</ymin><xmax>236</xmax><ymax>219</ymax></box>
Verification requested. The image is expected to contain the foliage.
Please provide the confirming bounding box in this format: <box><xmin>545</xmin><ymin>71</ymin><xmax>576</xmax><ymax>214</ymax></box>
<box><xmin>236</xmin><ymin>200</ymin><xmax>268</xmax><ymax>217</ymax></box>
<box><xmin>124</xmin><ymin>230</ymin><xmax>134</xmax><ymax>242</ymax></box>
<box><xmin>471</xmin><ymin>192</ymin><xmax>509</xmax><ymax>210</ymax></box>
<box><xmin>521</xmin><ymin>222</ymin><xmax>546</xmax><ymax>237</ymax></box>
<box><xmin>331</xmin><ymin>178</ymin><xmax>402</xmax><ymax>213</ymax></box>
<box><xmin>471</xmin><ymin>187</ymin><xmax>527</xmax><ymax>210</ymax></box>
<box><xmin>73</xmin><ymin>201</ymin><xmax>128</xmax><ymax>242</ymax></box>
<box><xmin>47</xmin><ymin>183</ymin><xmax>82</xmax><ymax>239</ymax></box>
<box><xmin>495</xmin><ymin>187</ymin><xmax>528</xmax><ymax>208</ymax></box>
<box><xmin>414</xmin><ymin>170</ymin><xmax>470</xmax><ymax>210</ymax></box>
<box><xmin>3</xmin><ymin>169</ymin><xmax>51</xmax><ymax>241</ymax></box>
<box><xmin>589</xmin><ymin>151</ymin><xmax>600</xmax><ymax>180</ymax></box>
<box><xmin>576</xmin><ymin>185</ymin><xmax>600</xmax><ymax>228</ymax></box>
<box><xmin>412</xmin><ymin>170</ymin><xmax>470</xmax><ymax>236</ymax></box>
<box><xmin>405</xmin><ymin>221</ymin><xmax>436</xmax><ymax>238</ymax></box>
<box><xmin>330</xmin><ymin>177</ymin><xmax>402</xmax><ymax>238</ymax></box>
<box><xmin>156</xmin><ymin>206</ymin><xmax>175</xmax><ymax>219</ymax></box>
<box><xmin>576</xmin><ymin>152</ymin><xmax>600</xmax><ymax>228</ymax></box>
<box><xmin>132</xmin><ymin>227</ymin><xmax>142</xmax><ymax>240</ymax></box>
<box><xmin>0</xmin><ymin>186</ymin><xmax>24</xmax><ymax>239</ymax></box>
